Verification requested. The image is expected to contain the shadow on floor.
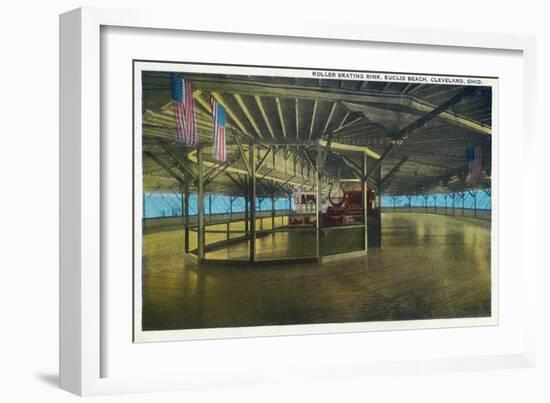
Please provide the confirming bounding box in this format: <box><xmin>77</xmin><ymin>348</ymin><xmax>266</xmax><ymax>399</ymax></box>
<box><xmin>35</xmin><ymin>373</ymin><xmax>59</xmax><ymax>388</ymax></box>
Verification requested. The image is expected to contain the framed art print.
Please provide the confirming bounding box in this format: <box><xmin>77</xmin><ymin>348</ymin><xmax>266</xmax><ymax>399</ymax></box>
<box><xmin>60</xmin><ymin>7</ymin><xmax>537</xmax><ymax>396</ymax></box>
<box><xmin>132</xmin><ymin>60</ymin><xmax>498</xmax><ymax>343</ymax></box>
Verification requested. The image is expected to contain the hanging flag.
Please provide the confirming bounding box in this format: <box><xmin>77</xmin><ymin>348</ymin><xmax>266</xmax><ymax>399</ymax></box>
<box><xmin>170</xmin><ymin>74</ymin><xmax>197</xmax><ymax>146</ymax></box>
<box><xmin>211</xmin><ymin>98</ymin><xmax>226</xmax><ymax>161</ymax></box>
<box><xmin>466</xmin><ymin>146</ymin><xmax>484</xmax><ymax>183</ymax></box>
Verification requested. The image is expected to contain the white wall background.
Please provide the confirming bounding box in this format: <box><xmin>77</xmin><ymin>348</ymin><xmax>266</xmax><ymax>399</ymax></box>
<box><xmin>0</xmin><ymin>1</ymin><xmax>548</xmax><ymax>402</ymax></box>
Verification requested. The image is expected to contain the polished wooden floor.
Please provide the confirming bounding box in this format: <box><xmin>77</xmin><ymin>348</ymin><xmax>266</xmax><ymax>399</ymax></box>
<box><xmin>141</xmin><ymin>213</ymin><xmax>491</xmax><ymax>331</ymax></box>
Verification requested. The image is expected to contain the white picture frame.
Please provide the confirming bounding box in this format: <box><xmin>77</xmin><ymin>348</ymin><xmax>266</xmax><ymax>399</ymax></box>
<box><xmin>60</xmin><ymin>6</ymin><xmax>537</xmax><ymax>396</ymax></box>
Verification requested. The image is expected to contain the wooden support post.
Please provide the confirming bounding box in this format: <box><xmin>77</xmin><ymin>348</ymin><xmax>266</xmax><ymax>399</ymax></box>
<box><xmin>208</xmin><ymin>194</ymin><xmax>212</xmax><ymax>221</ymax></box>
<box><xmin>473</xmin><ymin>192</ymin><xmax>477</xmax><ymax>218</ymax></box>
<box><xmin>229</xmin><ymin>196</ymin><xmax>233</xmax><ymax>221</ymax></box>
<box><xmin>183</xmin><ymin>177</ymin><xmax>190</xmax><ymax>254</ymax></box>
<box><xmin>197</xmin><ymin>147</ymin><xmax>205</xmax><ymax>261</ymax></box>
<box><xmin>393</xmin><ymin>196</ymin><xmax>396</xmax><ymax>211</ymax></box>
<box><xmin>433</xmin><ymin>195</ymin><xmax>437</xmax><ymax>214</ymax></box>
<box><xmin>362</xmin><ymin>152</ymin><xmax>368</xmax><ymax>251</ymax></box>
<box><xmin>445</xmin><ymin>194</ymin><xmax>448</xmax><ymax>215</ymax></box>
<box><xmin>288</xmin><ymin>193</ymin><xmax>292</xmax><ymax>227</ymax></box>
<box><xmin>180</xmin><ymin>191</ymin><xmax>187</xmax><ymax>253</ymax></box>
<box><xmin>461</xmin><ymin>193</ymin><xmax>465</xmax><ymax>216</ymax></box>
<box><xmin>143</xmin><ymin>193</ymin><xmax>147</xmax><ymax>219</ymax></box>
<box><xmin>451</xmin><ymin>193</ymin><xmax>455</xmax><ymax>216</ymax></box>
<box><xmin>258</xmin><ymin>198</ymin><xmax>263</xmax><ymax>231</ymax></box>
<box><xmin>288</xmin><ymin>193</ymin><xmax>292</xmax><ymax>214</ymax></box>
<box><xmin>244</xmin><ymin>177</ymin><xmax>249</xmax><ymax>239</ymax></box>
<box><xmin>367</xmin><ymin>154</ymin><xmax>382</xmax><ymax>247</ymax></box>
<box><xmin>316</xmin><ymin>146</ymin><xmax>322</xmax><ymax>259</ymax></box>
<box><xmin>271</xmin><ymin>193</ymin><xmax>275</xmax><ymax>234</ymax></box>
<box><xmin>408</xmin><ymin>195</ymin><xmax>412</xmax><ymax>213</ymax></box>
<box><xmin>249</xmin><ymin>144</ymin><xmax>256</xmax><ymax>263</ymax></box>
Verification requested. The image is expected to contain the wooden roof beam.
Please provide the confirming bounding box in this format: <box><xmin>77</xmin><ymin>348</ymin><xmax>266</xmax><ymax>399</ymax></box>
<box><xmin>232</xmin><ymin>132</ymin><xmax>252</xmax><ymax>176</ymax></box>
<box><xmin>224</xmin><ymin>172</ymin><xmax>246</xmax><ymax>190</ymax></box>
<box><xmin>365</xmin><ymin>86</ymin><xmax>478</xmax><ymax>180</ymax></box>
<box><xmin>302</xmin><ymin>148</ymin><xmax>317</xmax><ymax>173</ymax></box>
<box><xmin>295</xmin><ymin>99</ymin><xmax>300</xmax><ymax>140</ymax></box>
<box><xmin>275</xmin><ymin>97</ymin><xmax>287</xmax><ymax>139</ymax></box>
<box><xmin>381</xmin><ymin>156</ymin><xmax>409</xmax><ymax>188</ymax></box>
<box><xmin>159</xmin><ymin>142</ymin><xmax>197</xmax><ymax>182</ymax></box>
<box><xmin>322</xmin><ymin>102</ymin><xmax>337</xmax><ymax>138</ymax></box>
<box><xmin>233</xmin><ymin>94</ymin><xmax>263</xmax><ymax>139</ymax></box>
<box><xmin>192</xmin><ymin>89</ymin><xmax>212</xmax><ymax>113</ymax></box>
<box><xmin>254</xmin><ymin>95</ymin><xmax>276</xmax><ymax>140</ymax></box>
<box><xmin>308</xmin><ymin>100</ymin><xmax>318</xmax><ymax>140</ymax></box>
<box><xmin>203</xmin><ymin>151</ymin><xmax>242</xmax><ymax>180</ymax></box>
<box><xmin>144</xmin><ymin>151</ymin><xmax>186</xmax><ymax>186</ymax></box>
<box><xmin>189</xmin><ymin>78</ymin><xmax>490</xmax><ymax>135</ymax></box>
<box><xmin>256</xmin><ymin>148</ymin><xmax>272</xmax><ymax>172</ymax></box>
<box><xmin>211</xmin><ymin>92</ymin><xmax>254</xmax><ymax>139</ymax></box>
<box><xmin>338</xmin><ymin>154</ymin><xmax>362</xmax><ymax>179</ymax></box>
<box><xmin>193</xmin><ymin>92</ymin><xmax>256</xmax><ymax>141</ymax></box>
<box><xmin>318</xmin><ymin>139</ymin><xmax>380</xmax><ymax>160</ymax></box>
<box><xmin>334</xmin><ymin>112</ymin><xmax>349</xmax><ymax>132</ymax></box>
<box><xmin>204</xmin><ymin>155</ymin><xmax>240</xmax><ymax>186</ymax></box>
<box><xmin>185</xmin><ymin>148</ymin><xmax>306</xmax><ymax>188</ymax></box>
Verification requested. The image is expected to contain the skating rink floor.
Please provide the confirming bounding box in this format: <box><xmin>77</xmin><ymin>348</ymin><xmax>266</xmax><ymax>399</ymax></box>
<box><xmin>140</xmin><ymin>212</ymin><xmax>491</xmax><ymax>331</ymax></box>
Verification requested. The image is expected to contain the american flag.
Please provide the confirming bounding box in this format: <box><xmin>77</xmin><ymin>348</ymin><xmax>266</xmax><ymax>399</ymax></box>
<box><xmin>170</xmin><ymin>74</ymin><xmax>197</xmax><ymax>146</ymax></box>
<box><xmin>211</xmin><ymin>98</ymin><xmax>226</xmax><ymax>161</ymax></box>
<box><xmin>466</xmin><ymin>146</ymin><xmax>484</xmax><ymax>183</ymax></box>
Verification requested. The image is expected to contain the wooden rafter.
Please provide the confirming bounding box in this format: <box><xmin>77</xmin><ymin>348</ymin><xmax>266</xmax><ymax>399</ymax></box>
<box><xmin>256</xmin><ymin>148</ymin><xmax>272</xmax><ymax>172</ymax></box>
<box><xmin>322</xmin><ymin>102</ymin><xmax>337</xmax><ymax>137</ymax></box>
<box><xmin>224</xmin><ymin>172</ymin><xmax>245</xmax><ymax>189</ymax></box>
<box><xmin>302</xmin><ymin>148</ymin><xmax>317</xmax><ymax>173</ymax></box>
<box><xmin>335</xmin><ymin>112</ymin><xmax>349</xmax><ymax>131</ymax></box>
<box><xmin>308</xmin><ymin>100</ymin><xmax>318</xmax><ymax>140</ymax></box>
<box><xmin>211</xmin><ymin>92</ymin><xmax>252</xmax><ymax>138</ymax></box>
<box><xmin>192</xmin><ymin>90</ymin><xmax>211</xmax><ymax>113</ymax></box>
<box><xmin>402</xmin><ymin>83</ymin><xmax>415</xmax><ymax>93</ymax></box>
<box><xmin>204</xmin><ymin>151</ymin><xmax>242</xmax><ymax>183</ymax></box>
<box><xmin>366</xmin><ymin>86</ymin><xmax>478</xmax><ymax>180</ymax></box>
<box><xmin>144</xmin><ymin>151</ymin><xmax>185</xmax><ymax>186</ymax></box>
<box><xmin>159</xmin><ymin>142</ymin><xmax>197</xmax><ymax>181</ymax></box>
<box><xmin>258</xmin><ymin>168</ymin><xmax>274</xmax><ymax>182</ymax></box>
<box><xmin>333</xmin><ymin>115</ymin><xmax>363</xmax><ymax>134</ymax></box>
<box><xmin>319</xmin><ymin>132</ymin><xmax>334</xmax><ymax>176</ymax></box>
<box><xmin>232</xmin><ymin>131</ymin><xmax>252</xmax><ymax>176</ymax></box>
<box><xmin>295</xmin><ymin>99</ymin><xmax>300</xmax><ymax>140</ymax></box>
<box><xmin>275</xmin><ymin>97</ymin><xmax>287</xmax><ymax>139</ymax></box>
<box><xmin>381</xmin><ymin>156</ymin><xmax>409</xmax><ymax>188</ymax></box>
<box><xmin>191</xmin><ymin>91</ymin><xmax>257</xmax><ymax>140</ymax></box>
<box><xmin>318</xmin><ymin>139</ymin><xmax>380</xmax><ymax>159</ymax></box>
<box><xmin>254</xmin><ymin>95</ymin><xmax>276</xmax><ymax>139</ymax></box>
<box><xmin>142</xmin><ymin>73</ymin><xmax>492</xmax><ymax>197</ymax></box>
<box><xmin>233</xmin><ymin>93</ymin><xmax>263</xmax><ymax>139</ymax></box>
<box><xmin>189</xmin><ymin>77</ymin><xmax>490</xmax><ymax>135</ymax></box>
<box><xmin>205</xmin><ymin>162</ymin><xmax>233</xmax><ymax>186</ymax></box>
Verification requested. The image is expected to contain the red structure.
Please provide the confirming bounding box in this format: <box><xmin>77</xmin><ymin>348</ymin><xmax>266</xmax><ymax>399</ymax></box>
<box><xmin>322</xmin><ymin>188</ymin><xmax>379</xmax><ymax>227</ymax></box>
